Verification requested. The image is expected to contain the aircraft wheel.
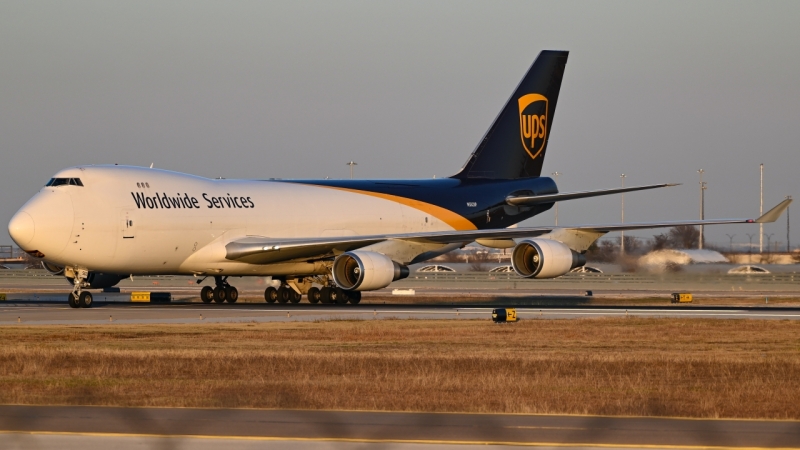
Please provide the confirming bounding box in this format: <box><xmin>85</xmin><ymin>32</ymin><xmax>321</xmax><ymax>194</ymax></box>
<box><xmin>79</xmin><ymin>291</ymin><xmax>93</xmax><ymax>308</ymax></box>
<box><xmin>307</xmin><ymin>287</ymin><xmax>320</xmax><ymax>304</ymax></box>
<box><xmin>264</xmin><ymin>286</ymin><xmax>278</xmax><ymax>303</ymax></box>
<box><xmin>213</xmin><ymin>286</ymin><xmax>227</xmax><ymax>303</ymax></box>
<box><xmin>200</xmin><ymin>286</ymin><xmax>214</xmax><ymax>304</ymax></box>
<box><xmin>277</xmin><ymin>286</ymin><xmax>290</xmax><ymax>304</ymax></box>
<box><xmin>226</xmin><ymin>286</ymin><xmax>239</xmax><ymax>303</ymax></box>
<box><xmin>289</xmin><ymin>288</ymin><xmax>301</xmax><ymax>304</ymax></box>
<box><xmin>68</xmin><ymin>293</ymin><xmax>79</xmax><ymax>308</ymax></box>
<box><xmin>331</xmin><ymin>288</ymin><xmax>347</xmax><ymax>305</ymax></box>
<box><xmin>319</xmin><ymin>287</ymin><xmax>332</xmax><ymax>304</ymax></box>
<box><xmin>347</xmin><ymin>291</ymin><xmax>361</xmax><ymax>305</ymax></box>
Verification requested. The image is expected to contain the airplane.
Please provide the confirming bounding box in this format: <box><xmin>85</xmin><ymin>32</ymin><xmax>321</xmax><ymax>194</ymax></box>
<box><xmin>6</xmin><ymin>50</ymin><xmax>792</xmax><ymax>308</ymax></box>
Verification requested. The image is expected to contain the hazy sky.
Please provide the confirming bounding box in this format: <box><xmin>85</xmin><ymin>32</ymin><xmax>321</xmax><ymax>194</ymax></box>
<box><xmin>2</xmin><ymin>1</ymin><xmax>799</xmax><ymax>249</ymax></box>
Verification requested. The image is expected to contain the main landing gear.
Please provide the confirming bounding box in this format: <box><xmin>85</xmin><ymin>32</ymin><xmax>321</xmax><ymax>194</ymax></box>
<box><xmin>264</xmin><ymin>279</ymin><xmax>361</xmax><ymax>305</ymax></box>
<box><xmin>67</xmin><ymin>268</ymin><xmax>93</xmax><ymax>309</ymax></box>
<box><xmin>264</xmin><ymin>282</ymin><xmax>301</xmax><ymax>304</ymax></box>
<box><xmin>200</xmin><ymin>276</ymin><xmax>239</xmax><ymax>304</ymax></box>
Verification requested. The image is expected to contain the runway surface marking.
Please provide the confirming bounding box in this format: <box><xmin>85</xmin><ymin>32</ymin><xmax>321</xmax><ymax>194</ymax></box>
<box><xmin>1</xmin><ymin>405</ymin><xmax>797</xmax><ymax>449</ymax></box>
<box><xmin>4</xmin><ymin>304</ymin><xmax>800</xmax><ymax>325</ymax></box>
<box><xmin>1</xmin><ymin>430</ymin><xmax>798</xmax><ymax>450</ymax></box>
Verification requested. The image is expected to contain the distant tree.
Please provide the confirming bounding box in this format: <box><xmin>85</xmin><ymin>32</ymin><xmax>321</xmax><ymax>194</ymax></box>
<box><xmin>668</xmin><ymin>225</ymin><xmax>700</xmax><ymax>249</ymax></box>
<box><xmin>469</xmin><ymin>250</ymin><xmax>492</xmax><ymax>272</ymax></box>
<box><xmin>622</xmin><ymin>236</ymin><xmax>643</xmax><ymax>255</ymax></box>
<box><xmin>586</xmin><ymin>239</ymin><xmax>618</xmax><ymax>263</ymax></box>
<box><xmin>650</xmin><ymin>233</ymin><xmax>670</xmax><ymax>251</ymax></box>
<box><xmin>436</xmin><ymin>250</ymin><xmax>463</xmax><ymax>263</ymax></box>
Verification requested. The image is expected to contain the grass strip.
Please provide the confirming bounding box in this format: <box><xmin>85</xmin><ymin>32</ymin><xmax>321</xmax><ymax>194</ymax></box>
<box><xmin>1</xmin><ymin>318</ymin><xmax>799</xmax><ymax>419</ymax></box>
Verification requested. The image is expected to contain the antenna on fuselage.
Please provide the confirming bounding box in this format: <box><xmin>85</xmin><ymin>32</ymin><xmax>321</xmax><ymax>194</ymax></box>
<box><xmin>149</xmin><ymin>163</ymin><xmax>154</xmax><ymax>168</ymax></box>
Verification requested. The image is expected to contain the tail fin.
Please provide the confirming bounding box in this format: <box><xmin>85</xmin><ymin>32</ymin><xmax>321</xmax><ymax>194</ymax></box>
<box><xmin>453</xmin><ymin>50</ymin><xmax>568</xmax><ymax>180</ymax></box>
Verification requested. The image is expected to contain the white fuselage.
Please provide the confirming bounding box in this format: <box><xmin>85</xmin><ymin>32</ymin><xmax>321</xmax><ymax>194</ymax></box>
<box><xmin>9</xmin><ymin>166</ymin><xmax>460</xmax><ymax>277</ymax></box>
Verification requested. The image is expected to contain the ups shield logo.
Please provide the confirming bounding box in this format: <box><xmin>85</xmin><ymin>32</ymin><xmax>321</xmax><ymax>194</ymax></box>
<box><xmin>518</xmin><ymin>94</ymin><xmax>548</xmax><ymax>160</ymax></box>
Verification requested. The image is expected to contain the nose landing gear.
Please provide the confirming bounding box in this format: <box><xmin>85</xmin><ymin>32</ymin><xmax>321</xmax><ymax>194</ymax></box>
<box><xmin>67</xmin><ymin>268</ymin><xmax>93</xmax><ymax>308</ymax></box>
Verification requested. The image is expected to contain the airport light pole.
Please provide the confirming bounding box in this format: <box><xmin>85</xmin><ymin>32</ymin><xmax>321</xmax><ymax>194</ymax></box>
<box><xmin>760</xmin><ymin>163</ymin><xmax>764</xmax><ymax>253</ymax></box>
<box><xmin>725</xmin><ymin>234</ymin><xmax>736</xmax><ymax>253</ymax></box>
<box><xmin>346</xmin><ymin>161</ymin><xmax>358</xmax><ymax>179</ymax></box>
<box><xmin>764</xmin><ymin>233</ymin><xmax>774</xmax><ymax>255</ymax></box>
<box><xmin>620</xmin><ymin>174</ymin><xmax>626</xmax><ymax>256</ymax></box>
<box><xmin>698</xmin><ymin>169</ymin><xmax>706</xmax><ymax>249</ymax></box>
<box><xmin>551</xmin><ymin>171</ymin><xmax>561</xmax><ymax>226</ymax></box>
<box><xmin>746</xmin><ymin>233</ymin><xmax>756</xmax><ymax>263</ymax></box>
<box><xmin>787</xmin><ymin>195</ymin><xmax>791</xmax><ymax>253</ymax></box>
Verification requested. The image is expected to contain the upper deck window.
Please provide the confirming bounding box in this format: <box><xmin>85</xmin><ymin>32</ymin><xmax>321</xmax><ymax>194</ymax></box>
<box><xmin>46</xmin><ymin>178</ymin><xmax>83</xmax><ymax>187</ymax></box>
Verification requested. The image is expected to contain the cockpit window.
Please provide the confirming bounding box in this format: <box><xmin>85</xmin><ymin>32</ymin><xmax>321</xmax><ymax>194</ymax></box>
<box><xmin>46</xmin><ymin>178</ymin><xmax>83</xmax><ymax>187</ymax></box>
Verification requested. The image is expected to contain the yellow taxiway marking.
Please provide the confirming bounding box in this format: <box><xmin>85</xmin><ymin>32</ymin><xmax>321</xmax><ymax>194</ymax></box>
<box><xmin>0</xmin><ymin>430</ymin><xmax>798</xmax><ymax>450</ymax></box>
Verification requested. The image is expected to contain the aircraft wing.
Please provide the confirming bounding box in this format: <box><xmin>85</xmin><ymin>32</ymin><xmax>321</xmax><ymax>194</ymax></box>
<box><xmin>506</xmin><ymin>183</ymin><xmax>678</xmax><ymax>206</ymax></box>
<box><xmin>225</xmin><ymin>198</ymin><xmax>792</xmax><ymax>264</ymax></box>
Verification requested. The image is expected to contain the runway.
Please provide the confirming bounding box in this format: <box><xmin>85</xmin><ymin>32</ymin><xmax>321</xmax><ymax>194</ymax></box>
<box><xmin>1</xmin><ymin>405</ymin><xmax>798</xmax><ymax>449</ymax></box>
<box><xmin>2</xmin><ymin>302</ymin><xmax>800</xmax><ymax>325</ymax></box>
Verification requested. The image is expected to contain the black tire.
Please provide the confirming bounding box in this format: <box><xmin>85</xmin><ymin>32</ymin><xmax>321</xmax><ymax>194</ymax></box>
<box><xmin>265</xmin><ymin>286</ymin><xmax>278</xmax><ymax>303</ymax></box>
<box><xmin>347</xmin><ymin>290</ymin><xmax>361</xmax><ymax>305</ymax></box>
<box><xmin>213</xmin><ymin>286</ymin><xmax>226</xmax><ymax>303</ymax></box>
<box><xmin>68</xmin><ymin>293</ymin><xmax>79</xmax><ymax>308</ymax></box>
<box><xmin>319</xmin><ymin>287</ymin><xmax>332</xmax><ymax>304</ymax></box>
<box><xmin>330</xmin><ymin>288</ymin><xmax>347</xmax><ymax>305</ymax></box>
<box><xmin>79</xmin><ymin>291</ymin><xmax>93</xmax><ymax>308</ymax></box>
<box><xmin>277</xmin><ymin>286</ymin><xmax>290</xmax><ymax>304</ymax></box>
<box><xmin>289</xmin><ymin>288</ymin><xmax>301</xmax><ymax>303</ymax></box>
<box><xmin>307</xmin><ymin>287</ymin><xmax>320</xmax><ymax>304</ymax></box>
<box><xmin>200</xmin><ymin>286</ymin><xmax>214</xmax><ymax>304</ymax></box>
<box><xmin>226</xmin><ymin>286</ymin><xmax>239</xmax><ymax>303</ymax></box>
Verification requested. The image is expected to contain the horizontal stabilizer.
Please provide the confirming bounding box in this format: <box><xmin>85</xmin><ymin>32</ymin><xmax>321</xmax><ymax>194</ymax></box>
<box><xmin>506</xmin><ymin>183</ymin><xmax>678</xmax><ymax>206</ymax></box>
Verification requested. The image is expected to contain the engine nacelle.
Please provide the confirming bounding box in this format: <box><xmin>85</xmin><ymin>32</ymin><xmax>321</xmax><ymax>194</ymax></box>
<box><xmin>511</xmin><ymin>238</ymin><xmax>586</xmax><ymax>279</ymax></box>
<box><xmin>41</xmin><ymin>261</ymin><xmax>64</xmax><ymax>275</ymax></box>
<box><xmin>66</xmin><ymin>272</ymin><xmax>126</xmax><ymax>289</ymax></box>
<box><xmin>332</xmin><ymin>251</ymin><xmax>410</xmax><ymax>291</ymax></box>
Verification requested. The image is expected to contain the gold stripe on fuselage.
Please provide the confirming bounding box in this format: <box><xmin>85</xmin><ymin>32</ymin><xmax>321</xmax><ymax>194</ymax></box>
<box><xmin>310</xmin><ymin>185</ymin><xmax>477</xmax><ymax>231</ymax></box>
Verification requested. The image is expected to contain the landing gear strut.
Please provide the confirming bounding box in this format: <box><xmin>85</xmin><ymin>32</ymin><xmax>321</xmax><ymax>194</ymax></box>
<box><xmin>67</xmin><ymin>268</ymin><xmax>93</xmax><ymax>308</ymax></box>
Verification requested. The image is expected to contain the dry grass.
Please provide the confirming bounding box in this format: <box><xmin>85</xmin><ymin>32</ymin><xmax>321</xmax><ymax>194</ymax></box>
<box><xmin>1</xmin><ymin>318</ymin><xmax>799</xmax><ymax>419</ymax></box>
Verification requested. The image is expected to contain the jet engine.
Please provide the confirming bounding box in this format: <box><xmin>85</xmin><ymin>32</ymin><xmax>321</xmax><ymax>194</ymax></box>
<box><xmin>511</xmin><ymin>238</ymin><xmax>586</xmax><ymax>279</ymax></box>
<box><xmin>332</xmin><ymin>251</ymin><xmax>410</xmax><ymax>291</ymax></box>
<box><xmin>65</xmin><ymin>272</ymin><xmax>126</xmax><ymax>289</ymax></box>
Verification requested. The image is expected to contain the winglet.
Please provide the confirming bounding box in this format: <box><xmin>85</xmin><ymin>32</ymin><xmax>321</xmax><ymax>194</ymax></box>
<box><xmin>755</xmin><ymin>198</ymin><xmax>793</xmax><ymax>223</ymax></box>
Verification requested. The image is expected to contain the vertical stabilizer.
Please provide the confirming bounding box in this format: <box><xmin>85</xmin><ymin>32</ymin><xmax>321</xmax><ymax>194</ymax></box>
<box><xmin>453</xmin><ymin>51</ymin><xmax>568</xmax><ymax>180</ymax></box>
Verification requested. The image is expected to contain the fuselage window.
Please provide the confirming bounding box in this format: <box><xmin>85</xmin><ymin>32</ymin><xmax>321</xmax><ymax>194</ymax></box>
<box><xmin>68</xmin><ymin>178</ymin><xmax>84</xmax><ymax>186</ymax></box>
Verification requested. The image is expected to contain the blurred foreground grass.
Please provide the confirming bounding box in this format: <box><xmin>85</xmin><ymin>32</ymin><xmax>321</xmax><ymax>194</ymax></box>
<box><xmin>1</xmin><ymin>318</ymin><xmax>798</xmax><ymax>419</ymax></box>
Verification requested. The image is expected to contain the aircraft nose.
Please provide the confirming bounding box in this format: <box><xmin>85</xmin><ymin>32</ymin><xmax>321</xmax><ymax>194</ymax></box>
<box><xmin>9</xmin><ymin>190</ymin><xmax>74</xmax><ymax>257</ymax></box>
<box><xmin>8</xmin><ymin>211</ymin><xmax>35</xmax><ymax>246</ymax></box>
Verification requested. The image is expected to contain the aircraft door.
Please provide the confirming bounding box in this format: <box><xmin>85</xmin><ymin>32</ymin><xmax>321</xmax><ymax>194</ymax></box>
<box><xmin>121</xmin><ymin>210</ymin><xmax>135</xmax><ymax>239</ymax></box>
